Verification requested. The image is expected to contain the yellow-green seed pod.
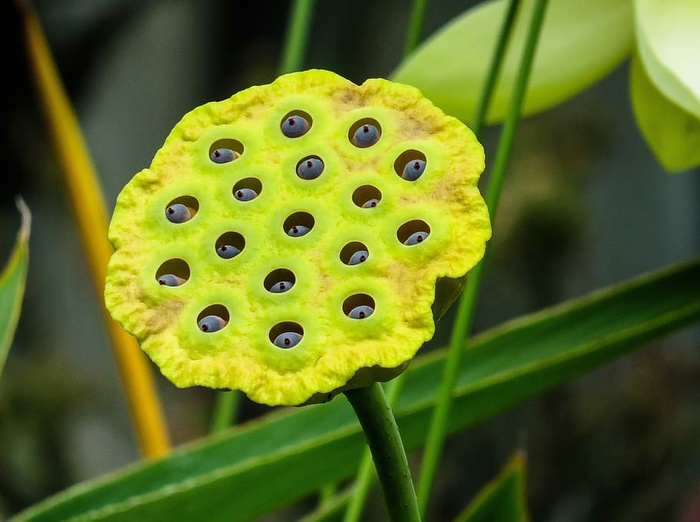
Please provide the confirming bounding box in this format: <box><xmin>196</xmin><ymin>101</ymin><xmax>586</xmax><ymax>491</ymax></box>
<box><xmin>104</xmin><ymin>70</ymin><xmax>491</xmax><ymax>406</ymax></box>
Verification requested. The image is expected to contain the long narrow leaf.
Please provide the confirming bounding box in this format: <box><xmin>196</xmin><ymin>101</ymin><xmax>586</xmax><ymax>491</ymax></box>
<box><xmin>11</xmin><ymin>257</ymin><xmax>700</xmax><ymax>522</ymax></box>
<box><xmin>19</xmin><ymin>2</ymin><xmax>170</xmax><ymax>458</ymax></box>
<box><xmin>0</xmin><ymin>199</ymin><xmax>31</xmax><ymax>377</ymax></box>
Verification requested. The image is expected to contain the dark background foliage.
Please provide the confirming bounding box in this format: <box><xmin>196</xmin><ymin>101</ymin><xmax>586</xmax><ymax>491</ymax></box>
<box><xmin>1</xmin><ymin>1</ymin><xmax>699</xmax><ymax>521</ymax></box>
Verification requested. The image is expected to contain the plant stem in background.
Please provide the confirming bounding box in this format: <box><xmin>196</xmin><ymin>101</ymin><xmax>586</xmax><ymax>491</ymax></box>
<box><xmin>209</xmin><ymin>390</ymin><xmax>241</xmax><ymax>433</ymax></box>
<box><xmin>404</xmin><ymin>0</ymin><xmax>428</xmax><ymax>57</ymax></box>
<box><xmin>344</xmin><ymin>383</ymin><xmax>421</xmax><ymax>522</ymax></box>
<box><xmin>280</xmin><ymin>0</ymin><xmax>317</xmax><ymax>75</ymax></box>
<box><xmin>19</xmin><ymin>2</ymin><xmax>171</xmax><ymax>459</ymax></box>
<box><xmin>417</xmin><ymin>0</ymin><xmax>549</xmax><ymax>516</ymax></box>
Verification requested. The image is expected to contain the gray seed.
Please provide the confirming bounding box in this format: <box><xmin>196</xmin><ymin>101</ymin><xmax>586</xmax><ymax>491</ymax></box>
<box><xmin>362</xmin><ymin>198</ymin><xmax>379</xmax><ymax>208</ymax></box>
<box><xmin>287</xmin><ymin>225</ymin><xmax>310</xmax><ymax>237</ymax></box>
<box><xmin>158</xmin><ymin>274</ymin><xmax>185</xmax><ymax>286</ymax></box>
<box><xmin>217</xmin><ymin>244</ymin><xmax>241</xmax><ymax>259</ymax></box>
<box><xmin>351</xmin><ymin>124</ymin><xmax>380</xmax><ymax>148</ymax></box>
<box><xmin>296</xmin><ymin>157</ymin><xmax>324</xmax><ymax>180</ymax></box>
<box><xmin>281</xmin><ymin>115</ymin><xmax>311</xmax><ymax>138</ymax></box>
<box><xmin>198</xmin><ymin>315</ymin><xmax>227</xmax><ymax>332</ymax></box>
<box><xmin>348</xmin><ymin>305</ymin><xmax>374</xmax><ymax>319</ymax></box>
<box><xmin>166</xmin><ymin>203</ymin><xmax>194</xmax><ymax>223</ymax></box>
<box><xmin>234</xmin><ymin>188</ymin><xmax>258</xmax><ymax>201</ymax></box>
<box><xmin>210</xmin><ymin>148</ymin><xmax>238</xmax><ymax>164</ymax></box>
<box><xmin>404</xmin><ymin>231</ymin><xmax>429</xmax><ymax>245</ymax></box>
<box><xmin>348</xmin><ymin>250</ymin><xmax>369</xmax><ymax>265</ymax></box>
<box><xmin>273</xmin><ymin>331</ymin><xmax>302</xmax><ymax>348</ymax></box>
<box><xmin>402</xmin><ymin>159</ymin><xmax>426</xmax><ymax>181</ymax></box>
<box><xmin>270</xmin><ymin>281</ymin><xmax>294</xmax><ymax>293</ymax></box>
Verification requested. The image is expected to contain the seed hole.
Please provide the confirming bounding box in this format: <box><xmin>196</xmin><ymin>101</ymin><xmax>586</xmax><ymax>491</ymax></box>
<box><xmin>233</xmin><ymin>178</ymin><xmax>262</xmax><ymax>201</ymax></box>
<box><xmin>340</xmin><ymin>242</ymin><xmax>369</xmax><ymax>266</ymax></box>
<box><xmin>209</xmin><ymin>139</ymin><xmax>244</xmax><ymax>163</ymax></box>
<box><xmin>269</xmin><ymin>322</ymin><xmax>304</xmax><ymax>349</ymax></box>
<box><xmin>215</xmin><ymin>232</ymin><xmax>245</xmax><ymax>259</ymax></box>
<box><xmin>165</xmin><ymin>196</ymin><xmax>199</xmax><ymax>224</ymax></box>
<box><xmin>284</xmin><ymin>212</ymin><xmax>315</xmax><ymax>237</ymax></box>
<box><xmin>264</xmin><ymin>269</ymin><xmax>296</xmax><ymax>294</ymax></box>
<box><xmin>394</xmin><ymin>150</ymin><xmax>427</xmax><ymax>181</ymax></box>
<box><xmin>280</xmin><ymin>111</ymin><xmax>312</xmax><ymax>138</ymax></box>
<box><xmin>197</xmin><ymin>304</ymin><xmax>229</xmax><ymax>333</ymax></box>
<box><xmin>352</xmin><ymin>185</ymin><xmax>382</xmax><ymax>208</ymax></box>
<box><xmin>156</xmin><ymin>259</ymin><xmax>190</xmax><ymax>286</ymax></box>
<box><xmin>343</xmin><ymin>294</ymin><xmax>375</xmax><ymax>319</ymax></box>
<box><xmin>349</xmin><ymin>118</ymin><xmax>381</xmax><ymax>148</ymax></box>
<box><xmin>397</xmin><ymin>220</ymin><xmax>431</xmax><ymax>245</ymax></box>
<box><xmin>296</xmin><ymin>156</ymin><xmax>324</xmax><ymax>180</ymax></box>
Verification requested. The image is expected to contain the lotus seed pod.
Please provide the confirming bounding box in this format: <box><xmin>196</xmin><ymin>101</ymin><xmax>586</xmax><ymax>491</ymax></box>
<box><xmin>105</xmin><ymin>69</ymin><xmax>491</xmax><ymax>406</ymax></box>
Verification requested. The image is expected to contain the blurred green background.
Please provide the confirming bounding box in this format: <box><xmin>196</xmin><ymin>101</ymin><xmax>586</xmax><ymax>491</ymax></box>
<box><xmin>1</xmin><ymin>1</ymin><xmax>699</xmax><ymax>521</ymax></box>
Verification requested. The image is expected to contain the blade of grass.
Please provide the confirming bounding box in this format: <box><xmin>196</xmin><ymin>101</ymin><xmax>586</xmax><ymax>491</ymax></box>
<box><xmin>19</xmin><ymin>2</ymin><xmax>170</xmax><ymax>458</ymax></box>
<box><xmin>417</xmin><ymin>0</ymin><xmax>549</xmax><ymax>514</ymax></box>
<box><xmin>454</xmin><ymin>452</ymin><xmax>527</xmax><ymax>522</ymax></box>
<box><xmin>11</xmin><ymin>257</ymin><xmax>700</xmax><ymax>522</ymax></box>
<box><xmin>0</xmin><ymin>198</ymin><xmax>31</xmax><ymax>378</ymax></box>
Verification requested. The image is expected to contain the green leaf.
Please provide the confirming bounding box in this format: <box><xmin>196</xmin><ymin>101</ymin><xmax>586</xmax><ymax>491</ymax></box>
<box><xmin>11</xmin><ymin>258</ymin><xmax>700</xmax><ymax>522</ymax></box>
<box><xmin>455</xmin><ymin>452</ymin><xmax>527</xmax><ymax>522</ymax></box>
<box><xmin>391</xmin><ymin>0</ymin><xmax>633</xmax><ymax>125</ymax></box>
<box><xmin>630</xmin><ymin>54</ymin><xmax>700</xmax><ymax>172</ymax></box>
<box><xmin>634</xmin><ymin>0</ymin><xmax>700</xmax><ymax>119</ymax></box>
<box><xmin>0</xmin><ymin>198</ymin><xmax>31</xmax><ymax>378</ymax></box>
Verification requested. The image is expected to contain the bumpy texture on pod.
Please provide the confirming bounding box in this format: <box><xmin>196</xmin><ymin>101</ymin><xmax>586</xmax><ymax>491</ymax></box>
<box><xmin>105</xmin><ymin>70</ymin><xmax>491</xmax><ymax>406</ymax></box>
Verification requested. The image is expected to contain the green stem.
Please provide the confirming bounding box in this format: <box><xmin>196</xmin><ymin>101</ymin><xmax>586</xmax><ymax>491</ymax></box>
<box><xmin>279</xmin><ymin>0</ymin><xmax>316</xmax><ymax>74</ymax></box>
<box><xmin>403</xmin><ymin>0</ymin><xmax>428</xmax><ymax>57</ymax></box>
<box><xmin>209</xmin><ymin>390</ymin><xmax>240</xmax><ymax>433</ymax></box>
<box><xmin>343</xmin><ymin>378</ymin><xmax>406</xmax><ymax>522</ymax></box>
<box><xmin>416</xmin><ymin>0</ymin><xmax>549</xmax><ymax>516</ymax></box>
<box><xmin>344</xmin><ymin>383</ymin><xmax>421</xmax><ymax>522</ymax></box>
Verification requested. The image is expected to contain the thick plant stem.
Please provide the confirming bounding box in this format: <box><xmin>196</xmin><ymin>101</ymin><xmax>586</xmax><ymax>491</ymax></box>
<box><xmin>343</xmin><ymin>377</ymin><xmax>405</xmax><ymax>522</ymax></box>
<box><xmin>344</xmin><ymin>383</ymin><xmax>421</xmax><ymax>522</ymax></box>
<box><xmin>416</xmin><ymin>0</ymin><xmax>549</xmax><ymax>516</ymax></box>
